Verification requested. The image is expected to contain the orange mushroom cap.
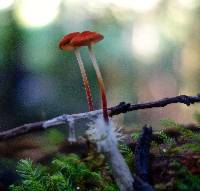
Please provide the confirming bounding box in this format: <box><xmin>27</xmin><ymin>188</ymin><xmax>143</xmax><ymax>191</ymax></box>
<box><xmin>70</xmin><ymin>31</ymin><xmax>104</xmax><ymax>47</ymax></box>
<box><xmin>59</xmin><ymin>32</ymin><xmax>80</xmax><ymax>51</ymax></box>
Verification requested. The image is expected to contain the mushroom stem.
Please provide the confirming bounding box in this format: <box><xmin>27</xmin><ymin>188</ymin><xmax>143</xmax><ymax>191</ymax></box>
<box><xmin>87</xmin><ymin>45</ymin><xmax>109</xmax><ymax>123</ymax></box>
<box><xmin>74</xmin><ymin>48</ymin><xmax>94</xmax><ymax>111</ymax></box>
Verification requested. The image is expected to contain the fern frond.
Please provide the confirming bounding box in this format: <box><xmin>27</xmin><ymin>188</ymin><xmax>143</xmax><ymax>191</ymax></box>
<box><xmin>118</xmin><ymin>144</ymin><xmax>134</xmax><ymax>170</ymax></box>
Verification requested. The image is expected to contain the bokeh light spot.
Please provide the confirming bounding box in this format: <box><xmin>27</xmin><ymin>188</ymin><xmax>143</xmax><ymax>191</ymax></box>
<box><xmin>0</xmin><ymin>0</ymin><xmax>14</xmax><ymax>10</ymax></box>
<box><xmin>100</xmin><ymin>0</ymin><xmax>161</xmax><ymax>12</ymax></box>
<box><xmin>14</xmin><ymin>0</ymin><xmax>61</xmax><ymax>28</ymax></box>
<box><xmin>177</xmin><ymin>0</ymin><xmax>200</xmax><ymax>9</ymax></box>
<box><xmin>132</xmin><ymin>24</ymin><xmax>160</xmax><ymax>62</ymax></box>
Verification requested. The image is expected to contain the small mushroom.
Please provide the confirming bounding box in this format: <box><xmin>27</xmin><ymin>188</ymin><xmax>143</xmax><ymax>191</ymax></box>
<box><xmin>70</xmin><ymin>31</ymin><xmax>109</xmax><ymax>123</ymax></box>
<box><xmin>59</xmin><ymin>32</ymin><xmax>94</xmax><ymax>111</ymax></box>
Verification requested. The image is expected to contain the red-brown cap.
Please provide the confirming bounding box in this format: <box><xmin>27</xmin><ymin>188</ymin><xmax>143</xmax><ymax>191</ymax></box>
<box><xmin>70</xmin><ymin>31</ymin><xmax>104</xmax><ymax>47</ymax></box>
<box><xmin>59</xmin><ymin>32</ymin><xmax>80</xmax><ymax>51</ymax></box>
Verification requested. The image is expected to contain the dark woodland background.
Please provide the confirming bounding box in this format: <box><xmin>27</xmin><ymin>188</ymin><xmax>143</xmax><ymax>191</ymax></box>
<box><xmin>0</xmin><ymin>0</ymin><xmax>200</xmax><ymax>131</ymax></box>
<box><xmin>0</xmin><ymin>1</ymin><xmax>200</xmax><ymax>191</ymax></box>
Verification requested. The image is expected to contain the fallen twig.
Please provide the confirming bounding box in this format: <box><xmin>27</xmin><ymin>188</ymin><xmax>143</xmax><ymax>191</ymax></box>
<box><xmin>133</xmin><ymin>176</ymin><xmax>154</xmax><ymax>191</ymax></box>
<box><xmin>0</xmin><ymin>94</ymin><xmax>200</xmax><ymax>140</ymax></box>
<box><xmin>109</xmin><ymin>94</ymin><xmax>200</xmax><ymax>116</ymax></box>
<box><xmin>135</xmin><ymin>125</ymin><xmax>152</xmax><ymax>182</ymax></box>
<box><xmin>133</xmin><ymin>125</ymin><xmax>154</xmax><ymax>191</ymax></box>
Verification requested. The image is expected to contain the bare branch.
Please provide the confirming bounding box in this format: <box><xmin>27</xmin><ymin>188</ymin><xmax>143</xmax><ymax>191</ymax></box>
<box><xmin>109</xmin><ymin>94</ymin><xmax>200</xmax><ymax>116</ymax></box>
<box><xmin>0</xmin><ymin>94</ymin><xmax>200</xmax><ymax>141</ymax></box>
<box><xmin>0</xmin><ymin>121</ymin><xmax>44</xmax><ymax>140</ymax></box>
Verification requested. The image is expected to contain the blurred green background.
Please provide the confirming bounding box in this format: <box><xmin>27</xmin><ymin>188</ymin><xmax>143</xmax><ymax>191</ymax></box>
<box><xmin>0</xmin><ymin>0</ymin><xmax>200</xmax><ymax>130</ymax></box>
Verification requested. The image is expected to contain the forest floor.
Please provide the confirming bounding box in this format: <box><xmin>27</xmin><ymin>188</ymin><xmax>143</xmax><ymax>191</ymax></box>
<box><xmin>0</xmin><ymin>117</ymin><xmax>200</xmax><ymax>191</ymax></box>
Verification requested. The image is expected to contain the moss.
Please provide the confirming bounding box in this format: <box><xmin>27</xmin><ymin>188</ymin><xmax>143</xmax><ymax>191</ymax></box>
<box><xmin>179</xmin><ymin>143</ymin><xmax>200</xmax><ymax>152</ymax></box>
<box><xmin>9</xmin><ymin>154</ymin><xmax>118</xmax><ymax>191</ymax></box>
<box><xmin>168</xmin><ymin>143</ymin><xmax>200</xmax><ymax>154</ymax></box>
<box><xmin>168</xmin><ymin>160</ymin><xmax>200</xmax><ymax>191</ymax></box>
<box><xmin>193</xmin><ymin>112</ymin><xmax>200</xmax><ymax>125</ymax></box>
<box><xmin>131</xmin><ymin>132</ymin><xmax>140</xmax><ymax>141</ymax></box>
<box><xmin>179</xmin><ymin>128</ymin><xmax>194</xmax><ymax>139</ymax></box>
<box><xmin>119</xmin><ymin>144</ymin><xmax>134</xmax><ymax>171</ymax></box>
<box><xmin>160</xmin><ymin>118</ymin><xmax>181</xmax><ymax>129</ymax></box>
<box><xmin>169</xmin><ymin>146</ymin><xmax>184</xmax><ymax>154</ymax></box>
<box><xmin>8</xmin><ymin>115</ymin><xmax>200</xmax><ymax>191</ymax></box>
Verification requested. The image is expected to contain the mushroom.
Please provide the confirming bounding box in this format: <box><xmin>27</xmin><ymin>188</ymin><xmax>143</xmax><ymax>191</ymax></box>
<box><xmin>70</xmin><ymin>31</ymin><xmax>109</xmax><ymax>123</ymax></box>
<box><xmin>59</xmin><ymin>32</ymin><xmax>94</xmax><ymax>111</ymax></box>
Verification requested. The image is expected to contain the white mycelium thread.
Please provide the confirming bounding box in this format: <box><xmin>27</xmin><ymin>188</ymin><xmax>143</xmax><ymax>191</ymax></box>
<box><xmin>86</xmin><ymin>116</ymin><xmax>124</xmax><ymax>151</ymax></box>
<box><xmin>67</xmin><ymin>116</ymin><xmax>76</xmax><ymax>143</ymax></box>
<box><xmin>87</xmin><ymin>116</ymin><xmax>134</xmax><ymax>191</ymax></box>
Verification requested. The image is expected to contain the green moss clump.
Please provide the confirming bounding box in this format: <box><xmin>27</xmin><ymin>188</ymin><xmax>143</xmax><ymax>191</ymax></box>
<box><xmin>170</xmin><ymin>161</ymin><xmax>200</xmax><ymax>191</ymax></box>
<box><xmin>179</xmin><ymin>143</ymin><xmax>200</xmax><ymax>152</ymax></box>
<box><xmin>9</xmin><ymin>154</ymin><xmax>118</xmax><ymax>191</ymax></box>
<box><xmin>193</xmin><ymin>112</ymin><xmax>200</xmax><ymax>126</ymax></box>
<box><xmin>119</xmin><ymin>144</ymin><xmax>134</xmax><ymax>170</ymax></box>
<box><xmin>160</xmin><ymin>118</ymin><xmax>181</xmax><ymax>129</ymax></box>
<box><xmin>131</xmin><ymin>132</ymin><xmax>140</xmax><ymax>141</ymax></box>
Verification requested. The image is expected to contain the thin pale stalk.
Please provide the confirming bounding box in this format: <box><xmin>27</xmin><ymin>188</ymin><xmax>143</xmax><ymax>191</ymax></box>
<box><xmin>104</xmin><ymin>142</ymin><xmax>134</xmax><ymax>191</ymax></box>
<box><xmin>74</xmin><ymin>48</ymin><xmax>94</xmax><ymax>111</ymax></box>
<box><xmin>87</xmin><ymin>117</ymin><xmax>134</xmax><ymax>190</ymax></box>
<box><xmin>88</xmin><ymin>45</ymin><xmax>109</xmax><ymax>123</ymax></box>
